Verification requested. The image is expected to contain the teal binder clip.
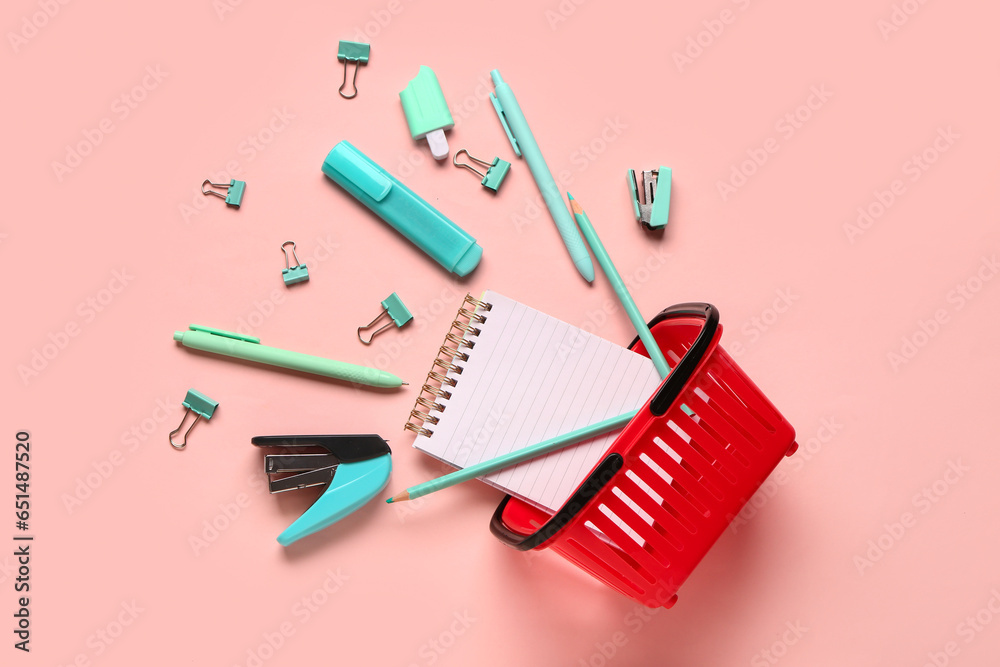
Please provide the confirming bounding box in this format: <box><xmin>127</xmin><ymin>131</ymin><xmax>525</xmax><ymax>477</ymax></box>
<box><xmin>169</xmin><ymin>389</ymin><xmax>219</xmax><ymax>450</ymax></box>
<box><xmin>400</xmin><ymin>66</ymin><xmax>454</xmax><ymax>160</ymax></box>
<box><xmin>321</xmin><ymin>140</ymin><xmax>483</xmax><ymax>277</ymax></box>
<box><xmin>627</xmin><ymin>167</ymin><xmax>671</xmax><ymax>230</ymax></box>
<box><xmin>202</xmin><ymin>179</ymin><xmax>245</xmax><ymax>208</ymax></box>
<box><xmin>280</xmin><ymin>241</ymin><xmax>309</xmax><ymax>286</ymax></box>
<box><xmin>453</xmin><ymin>149</ymin><xmax>511</xmax><ymax>193</ymax></box>
<box><xmin>337</xmin><ymin>40</ymin><xmax>370</xmax><ymax>99</ymax></box>
<box><xmin>358</xmin><ymin>292</ymin><xmax>413</xmax><ymax>344</ymax></box>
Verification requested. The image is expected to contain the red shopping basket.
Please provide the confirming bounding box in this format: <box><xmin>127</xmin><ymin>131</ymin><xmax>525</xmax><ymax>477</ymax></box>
<box><xmin>490</xmin><ymin>303</ymin><xmax>797</xmax><ymax>608</ymax></box>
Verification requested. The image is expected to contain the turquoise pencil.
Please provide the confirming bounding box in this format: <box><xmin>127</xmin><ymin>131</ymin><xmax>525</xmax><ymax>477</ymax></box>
<box><xmin>387</xmin><ymin>410</ymin><xmax>637</xmax><ymax>503</ymax></box>
<box><xmin>569</xmin><ymin>194</ymin><xmax>670</xmax><ymax>379</ymax></box>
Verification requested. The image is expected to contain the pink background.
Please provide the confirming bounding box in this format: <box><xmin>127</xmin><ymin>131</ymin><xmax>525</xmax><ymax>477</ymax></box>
<box><xmin>4</xmin><ymin>0</ymin><xmax>1000</xmax><ymax>665</ymax></box>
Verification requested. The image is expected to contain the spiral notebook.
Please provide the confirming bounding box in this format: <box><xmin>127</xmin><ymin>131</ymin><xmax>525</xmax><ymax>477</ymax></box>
<box><xmin>405</xmin><ymin>290</ymin><xmax>663</xmax><ymax>512</ymax></box>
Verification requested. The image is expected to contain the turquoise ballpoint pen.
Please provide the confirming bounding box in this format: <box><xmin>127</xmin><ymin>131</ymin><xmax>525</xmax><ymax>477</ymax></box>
<box><xmin>489</xmin><ymin>69</ymin><xmax>595</xmax><ymax>283</ymax></box>
<box><xmin>173</xmin><ymin>325</ymin><xmax>405</xmax><ymax>388</ymax></box>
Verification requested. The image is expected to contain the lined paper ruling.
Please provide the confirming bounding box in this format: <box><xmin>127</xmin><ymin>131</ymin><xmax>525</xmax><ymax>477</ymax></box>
<box><xmin>411</xmin><ymin>290</ymin><xmax>663</xmax><ymax>512</ymax></box>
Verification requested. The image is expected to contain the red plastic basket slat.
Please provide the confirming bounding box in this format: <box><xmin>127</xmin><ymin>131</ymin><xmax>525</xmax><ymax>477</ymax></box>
<box><xmin>491</xmin><ymin>304</ymin><xmax>796</xmax><ymax>608</ymax></box>
<box><xmin>597</xmin><ymin>491</ymin><xmax>675</xmax><ymax>568</ymax></box>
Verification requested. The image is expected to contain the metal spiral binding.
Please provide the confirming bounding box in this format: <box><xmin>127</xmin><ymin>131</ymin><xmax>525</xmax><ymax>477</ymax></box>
<box><xmin>405</xmin><ymin>294</ymin><xmax>492</xmax><ymax>437</ymax></box>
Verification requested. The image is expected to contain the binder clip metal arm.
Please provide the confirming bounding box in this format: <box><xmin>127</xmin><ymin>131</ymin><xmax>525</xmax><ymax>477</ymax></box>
<box><xmin>252</xmin><ymin>434</ymin><xmax>391</xmax><ymax>546</ymax></box>
<box><xmin>337</xmin><ymin>41</ymin><xmax>370</xmax><ymax>99</ymax></box>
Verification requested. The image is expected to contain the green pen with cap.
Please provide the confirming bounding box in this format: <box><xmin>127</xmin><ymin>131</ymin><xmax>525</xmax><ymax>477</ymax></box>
<box><xmin>173</xmin><ymin>325</ymin><xmax>405</xmax><ymax>389</ymax></box>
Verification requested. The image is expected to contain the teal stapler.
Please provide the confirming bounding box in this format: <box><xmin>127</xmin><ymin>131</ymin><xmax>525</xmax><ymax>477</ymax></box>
<box><xmin>252</xmin><ymin>434</ymin><xmax>391</xmax><ymax>546</ymax></box>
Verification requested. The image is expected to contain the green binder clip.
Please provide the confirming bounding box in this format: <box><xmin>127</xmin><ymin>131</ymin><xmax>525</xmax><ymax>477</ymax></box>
<box><xmin>453</xmin><ymin>149</ymin><xmax>510</xmax><ymax>193</ymax></box>
<box><xmin>627</xmin><ymin>167</ymin><xmax>671</xmax><ymax>230</ymax></box>
<box><xmin>202</xmin><ymin>178</ymin><xmax>245</xmax><ymax>208</ymax></box>
<box><xmin>337</xmin><ymin>40</ymin><xmax>370</xmax><ymax>99</ymax></box>
<box><xmin>280</xmin><ymin>241</ymin><xmax>310</xmax><ymax>286</ymax></box>
<box><xmin>169</xmin><ymin>389</ymin><xmax>219</xmax><ymax>450</ymax></box>
<box><xmin>358</xmin><ymin>293</ymin><xmax>413</xmax><ymax>344</ymax></box>
<box><xmin>399</xmin><ymin>66</ymin><xmax>454</xmax><ymax>160</ymax></box>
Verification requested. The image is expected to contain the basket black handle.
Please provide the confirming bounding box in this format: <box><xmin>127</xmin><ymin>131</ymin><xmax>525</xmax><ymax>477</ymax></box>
<box><xmin>490</xmin><ymin>303</ymin><xmax>720</xmax><ymax>550</ymax></box>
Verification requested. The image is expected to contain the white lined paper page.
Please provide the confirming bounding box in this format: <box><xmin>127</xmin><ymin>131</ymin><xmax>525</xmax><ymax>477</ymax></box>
<box><xmin>412</xmin><ymin>290</ymin><xmax>663</xmax><ymax>512</ymax></box>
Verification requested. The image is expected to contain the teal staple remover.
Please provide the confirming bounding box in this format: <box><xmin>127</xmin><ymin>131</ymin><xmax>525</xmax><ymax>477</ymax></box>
<box><xmin>252</xmin><ymin>434</ymin><xmax>392</xmax><ymax>546</ymax></box>
<box><xmin>627</xmin><ymin>167</ymin><xmax>672</xmax><ymax>230</ymax></box>
<box><xmin>321</xmin><ymin>140</ymin><xmax>483</xmax><ymax>277</ymax></box>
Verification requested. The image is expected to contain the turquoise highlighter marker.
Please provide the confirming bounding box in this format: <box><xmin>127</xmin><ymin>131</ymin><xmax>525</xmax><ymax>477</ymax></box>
<box><xmin>489</xmin><ymin>69</ymin><xmax>594</xmax><ymax>283</ymax></box>
<box><xmin>322</xmin><ymin>141</ymin><xmax>483</xmax><ymax>277</ymax></box>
